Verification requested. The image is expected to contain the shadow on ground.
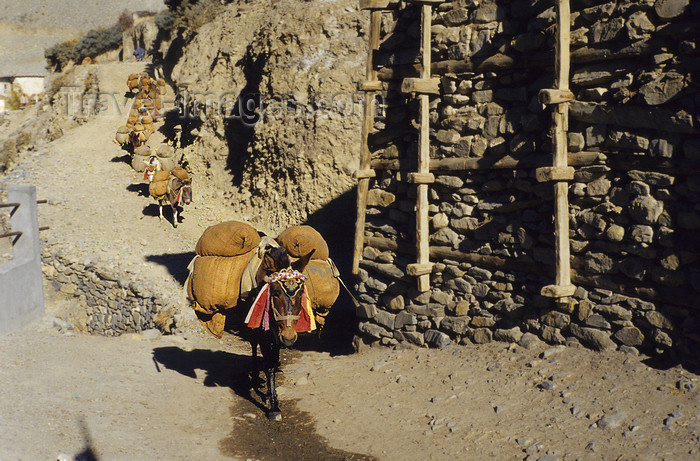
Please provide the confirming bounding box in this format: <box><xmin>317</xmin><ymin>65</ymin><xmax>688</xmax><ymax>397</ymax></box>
<box><xmin>152</xmin><ymin>345</ymin><xmax>374</xmax><ymax>461</ymax></box>
<box><xmin>145</xmin><ymin>251</ymin><xmax>195</xmax><ymax>285</ymax></box>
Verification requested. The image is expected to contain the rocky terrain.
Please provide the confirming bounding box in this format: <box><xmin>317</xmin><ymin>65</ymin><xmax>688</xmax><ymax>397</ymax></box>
<box><xmin>1</xmin><ymin>1</ymin><xmax>700</xmax><ymax>460</ymax></box>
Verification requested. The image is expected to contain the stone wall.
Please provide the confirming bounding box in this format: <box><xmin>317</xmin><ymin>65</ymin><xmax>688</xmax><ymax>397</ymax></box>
<box><xmin>354</xmin><ymin>0</ymin><xmax>700</xmax><ymax>362</ymax></box>
<box><xmin>41</xmin><ymin>249</ymin><xmax>176</xmax><ymax>335</ymax></box>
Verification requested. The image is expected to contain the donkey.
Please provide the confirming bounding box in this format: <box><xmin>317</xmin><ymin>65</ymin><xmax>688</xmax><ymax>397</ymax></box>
<box><xmin>148</xmin><ymin>169</ymin><xmax>192</xmax><ymax>228</ymax></box>
<box><xmin>244</xmin><ymin>246</ymin><xmax>315</xmax><ymax>420</ymax></box>
<box><xmin>159</xmin><ymin>175</ymin><xmax>192</xmax><ymax>228</ymax></box>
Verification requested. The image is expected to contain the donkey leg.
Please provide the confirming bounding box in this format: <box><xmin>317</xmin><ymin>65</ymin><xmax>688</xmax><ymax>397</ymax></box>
<box><xmin>172</xmin><ymin>206</ymin><xmax>178</xmax><ymax>228</ymax></box>
<box><xmin>265</xmin><ymin>367</ymin><xmax>281</xmax><ymax>420</ymax></box>
<box><xmin>158</xmin><ymin>203</ymin><xmax>164</xmax><ymax>222</ymax></box>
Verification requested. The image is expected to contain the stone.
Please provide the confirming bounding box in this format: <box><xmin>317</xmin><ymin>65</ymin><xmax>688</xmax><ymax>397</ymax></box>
<box><xmin>646</xmin><ymin>311</ymin><xmax>674</xmax><ymax>330</ymax></box>
<box><xmin>470</xmin><ymin>316</ymin><xmax>495</xmax><ymax>328</ymax></box>
<box><xmin>494</xmin><ymin>327</ymin><xmax>523</xmax><ymax>343</ymax></box>
<box><xmin>626</xmin><ymin>11</ymin><xmax>655</xmax><ymax>40</ymax></box>
<box><xmin>441</xmin><ymin>316</ymin><xmax>470</xmax><ymax>336</ymax></box>
<box><xmin>471</xmin><ymin>90</ymin><xmax>493</xmax><ymax>104</ymax></box>
<box><xmin>367</xmin><ymin>189</ymin><xmax>396</xmax><ymax>207</ymax></box>
<box><xmin>630</xmin><ymin>225</ymin><xmax>654</xmax><ymax>244</ymax></box>
<box><xmin>655</xmin><ymin>0</ymin><xmax>689</xmax><ymax>19</ymax></box>
<box><xmin>436</xmin><ymin>129</ymin><xmax>461</xmax><ymax>144</ymax></box>
<box><xmin>360</xmin><ymin>261</ymin><xmax>405</xmax><ymax>279</ymax></box>
<box><xmin>444</xmin><ymin>8</ymin><xmax>470</xmax><ymax>26</ymax></box>
<box><xmin>653</xmin><ymin>329</ymin><xmax>673</xmax><ymax>347</ymax></box>
<box><xmin>585</xmin><ymin>124</ymin><xmax>608</xmax><ymax>146</ymax></box>
<box><xmin>470</xmin><ymin>328</ymin><xmax>492</xmax><ymax>344</ymax></box>
<box><xmin>628</xmin><ymin>181</ymin><xmax>651</xmax><ymax>197</ymax></box>
<box><xmin>395</xmin><ymin>312</ymin><xmax>417</xmax><ymax>329</ymax></box>
<box><xmin>613</xmin><ymin>327</ymin><xmax>644</xmax><ymax>346</ymax></box>
<box><xmin>596</xmin><ymin>304</ymin><xmax>632</xmax><ymax>321</ymax></box>
<box><xmin>381</xmin><ymin>294</ymin><xmax>405</xmax><ymax>312</ymax></box>
<box><xmin>397</xmin><ymin>331</ymin><xmax>425</xmax><ymax>347</ymax></box>
<box><xmin>569</xmin><ymin>324</ymin><xmax>617</xmax><ymax>351</ymax></box>
<box><xmin>589</xmin><ymin>18</ymin><xmax>624</xmax><ymax>43</ymax></box>
<box><xmin>607</xmin><ymin>129</ymin><xmax>649</xmax><ymax>150</ymax></box>
<box><xmin>375</xmin><ymin>310</ymin><xmax>396</xmax><ymax>330</ymax></box>
<box><xmin>359</xmin><ymin>322</ymin><xmax>391</xmax><ymax>339</ymax></box>
<box><xmin>511</xmin><ymin>32</ymin><xmax>545</xmax><ymax>53</ymax></box>
<box><xmin>518</xmin><ymin>332</ymin><xmax>542</xmax><ymax>349</ymax></box>
<box><xmin>586</xmin><ymin>177</ymin><xmax>611</xmax><ymax>196</ymax></box>
<box><xmin>584</xmin><ymin>252</ymin><xmax>615</xmax><ymax>274</ymax></box>
<box><xmin>425</xmin><ymin>329</ymin><xmax>451</xmax><ymax>348</ymax></box>
<box><xmin>605</xmin><ymin>225</ymin><xmax>625</xmax><ymax>242</ymax></box>
<box><xmin>542</xmin><ymin>311</ymin><xmax>570</xmax><ymax>329</ymax></box>
<box><xmin>451</xmin><ymin>216</ymin><xmax>480</xmax><ymax>232</ymax></box>
<box><xmin>628</xmin><ymin>170</ymin><xmax>675</xmax><ymax>187</ymax></box>
<box><xmin>585</xmin><ymin>314</ymin><xmax>611</xmax><ymax>330</ymax></box>
<box><xmin>629</xmin><ymin>195</ymin><xmax>663</xmax><ymax>224</ymax></box>
<box><xmin>639</xmin><ymin>74</ymin><xmax>685</xmax><ymax>105</ymax></box>
<box><xmin>431</xmin><ymin>228</ymin><xmax>461</xmax><ymax>246</ymax></box>
<box><xmin>542</xmin><ymin>326</ymin><xmax>566</xmax><ymax>344</ymax></box>
<box><xmin>474</xmin><ymin>3</ymin><xmax>501</xmax><ymax>23</ymax></box>
<box><xmin>453</xmin><ymin>301</ymin><xmax>470</xmax><ymax>316</ymax></box>
<box><xmin>366</xmin><ymin>278</ymin><xmax>388</xmax><ymax>292</ymax></box>
<box><xmin>597</xmin><ymin>412</ymin><xmax>628</xmax><ymax>429</ymax></box>
<box><xmin>435</xmin><ymin>175</ymin><xmax>464</xmax><ymax>188</ymax></box>
<box><xmin>432</xmin><ymin>213</ymin><xmax>449</xmax><ymax>229</ymax></box>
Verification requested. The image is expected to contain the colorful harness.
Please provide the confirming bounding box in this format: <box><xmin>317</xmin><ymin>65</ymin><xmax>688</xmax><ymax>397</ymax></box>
<box><xmin>245</xmin><ymin>268</ymin><xmax>315</xmax><ymax>332</ymax></box>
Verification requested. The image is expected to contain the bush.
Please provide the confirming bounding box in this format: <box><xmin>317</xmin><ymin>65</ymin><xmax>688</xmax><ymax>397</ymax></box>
<box><xmin>154</xmin><ymin>10</ymin><xmax>176</xmax><ymax>32</ymax></box>
<box><xmin>74</xmin><ymin>27</ymin><xmax>122</xmax><ymax>60</ymax></box>
<box><xmin>117</xmin><ymin>9</ymin><xmax>134</xmax><ymax>31</ymax></box>
<box><xmin>45</xmin><ymin>40</ymin><xmax>79</xmax><ymax>72</ymax></box>
<box><xmin>157</xmin><ymin>0</ymin><xmax>225</xmax><ymax>34</ymax></box>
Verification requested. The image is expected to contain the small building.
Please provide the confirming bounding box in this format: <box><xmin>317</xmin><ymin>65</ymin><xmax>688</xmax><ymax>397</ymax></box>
<box><xmin>0</xmin><ymin>66</ymin><xmax>48</xmax><ymax>112</ymax></box>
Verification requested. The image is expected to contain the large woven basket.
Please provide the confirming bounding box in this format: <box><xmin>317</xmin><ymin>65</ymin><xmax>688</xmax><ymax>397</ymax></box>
<box><xmin>277</xmin><ymin>225</ymin><xmax>330</xmax><ymax>260</ymax></box>
<box><xmin>195</xmin><ymin>221</ymin><xmax>261</xmax><ymax>257</ymax></box>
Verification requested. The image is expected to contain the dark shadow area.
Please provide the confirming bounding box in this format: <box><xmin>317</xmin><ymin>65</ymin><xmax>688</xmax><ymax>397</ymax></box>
<box><xmin>111</xmin><ymin>152</ymin><xmax>131</xmax><ymax>164</ymax></box>
<box><xmin>145</xmin><ymin>251</ymin><xmax>195</xmax><ymax>285</ymax></box>
<box><xmin>153</xmin><ymin>346</ymin><xmax>375</xmax><ymax>460</ymax></box>
<box><xmin>74</xmin><ymin>417</ymin><xmax>99</xmax><ymax>461</ymax></box>
<box><xmin>126</xmin><ymin>183</ymin><xmax>149</xmax><ymax>197</ymax></box>
<box><xmin>140</xmin><ymin>203</ymin><xmax>187</xmax><ymax>226</ymax></box>
<box><xmin>224</xmin><ymin>49</ymin><xmax>266</xmax><ymax>186</ymax></box>
<box><xmin>141</xmin><ymin>203</ymin><xmax>161</xmax><ymax>218</ymax></box>
<box><xmin>152</xmin><ymin>346</ymin><xmax>266</xmax><ymax>413</ymax></box>
<box><xmin>299</xmin><ymin>189</ymin><xmax>360</xmax><ymax>357</ymax></box>
<box><xmin>220</xmin><ymin>398</ymin><xmax>375</xmax><ymax>461</ymax></box>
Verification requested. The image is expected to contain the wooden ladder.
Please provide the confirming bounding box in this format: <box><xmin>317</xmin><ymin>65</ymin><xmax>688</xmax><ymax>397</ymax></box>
<box><xmin>537</xmin><ymin>0</ymin><xmax>577</xmax><ymax>301</ymax></box>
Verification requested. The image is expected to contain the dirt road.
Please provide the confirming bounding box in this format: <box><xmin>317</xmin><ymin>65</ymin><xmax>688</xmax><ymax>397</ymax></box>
<box><xmin>1</xmin><ymin>61</ymin><xmax>699</xmax><ymax>461</ymax></box>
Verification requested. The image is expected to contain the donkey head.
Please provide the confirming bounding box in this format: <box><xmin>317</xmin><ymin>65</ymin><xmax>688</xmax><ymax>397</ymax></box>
<box><xmin>264</xmin><ymin>248</ymin><xmax>314</xmax><ymax>348</ymax></box>
<box><xmin>170</xmin><ymin>176</ymin><xmax>192</xmax><ymax>206</ymax></box>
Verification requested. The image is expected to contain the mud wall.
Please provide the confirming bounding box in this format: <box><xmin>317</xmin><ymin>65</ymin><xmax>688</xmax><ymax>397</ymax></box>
<box><xmin>165</xmin><ymin>0</ymin><xmax>367</xmax><ymax>232</ymax></box>
<box><xmin>354</xmin><ymin>0</ymin><xmax>700</xmax><ymax>361</ymax></box>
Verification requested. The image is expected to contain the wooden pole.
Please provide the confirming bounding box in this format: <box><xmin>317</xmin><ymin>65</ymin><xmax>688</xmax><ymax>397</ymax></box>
<box><xmin>352</xmin><ymin>9</ymin><xmax>382</xmax><ymax>275</ymax></box>
<box><xmin>540</xmin><ymin>0</ymin><xmax>575</xmax><ymax>299</ymax></box>
<box><xmin>410</xmin><ymin>3</ymin><xmax>434</xmax><ymax>292</ymax></box>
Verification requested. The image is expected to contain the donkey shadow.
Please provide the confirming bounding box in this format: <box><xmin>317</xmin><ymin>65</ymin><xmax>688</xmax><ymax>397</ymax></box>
<box><xmin>152</xmin><ymin>346</ymin><xmax>268</xmax><ymax>413</ymax></box>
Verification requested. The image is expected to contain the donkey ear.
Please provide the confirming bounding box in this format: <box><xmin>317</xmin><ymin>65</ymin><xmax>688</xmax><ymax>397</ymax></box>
<box><xmin>261</xmin><ymin>251</ymin><xmax>277</xmax><ymax>272</ymax></box>
<box><xmin>291</xmin><ymin>249</ymin><xmax>315</xmax><ymax>273</ymax></box>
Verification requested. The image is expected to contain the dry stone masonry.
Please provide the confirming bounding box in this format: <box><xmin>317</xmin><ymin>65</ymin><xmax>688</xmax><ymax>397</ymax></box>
<box><xmin>353</xmin><ymin>0</ymin><xmax>699</xmax><ymax>362</ymax></box>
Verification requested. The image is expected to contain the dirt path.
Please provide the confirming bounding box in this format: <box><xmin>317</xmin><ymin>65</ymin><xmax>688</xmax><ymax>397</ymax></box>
<box><xmin>1</xmin><ymin>62</ymin><xmax>700</xmax><ymax>461</ymax></box>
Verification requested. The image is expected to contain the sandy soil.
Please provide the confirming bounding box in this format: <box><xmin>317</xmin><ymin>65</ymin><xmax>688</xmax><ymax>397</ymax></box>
<box><xmin>1</xmin><ymin>281</ymin><xmax>699</xmax><ymax>461</ymax></box>
<box><xmin>1</xmin><ymin>61</ymin><xmax>699</xmax><ymax>461</ymax></box>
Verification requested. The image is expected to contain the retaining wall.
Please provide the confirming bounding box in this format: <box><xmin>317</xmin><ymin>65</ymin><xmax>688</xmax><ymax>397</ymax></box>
<box><xmin>354</xmin><ymin>0</ymin><xmax>700</xmax><ymax>361</ymax></box>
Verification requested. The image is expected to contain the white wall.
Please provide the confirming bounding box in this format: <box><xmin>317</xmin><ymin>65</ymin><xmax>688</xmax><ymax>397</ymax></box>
<box><xmin>12</xmin><ymin>77</ymin><xmax>45</xmax><ymax>97</ymax></box>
